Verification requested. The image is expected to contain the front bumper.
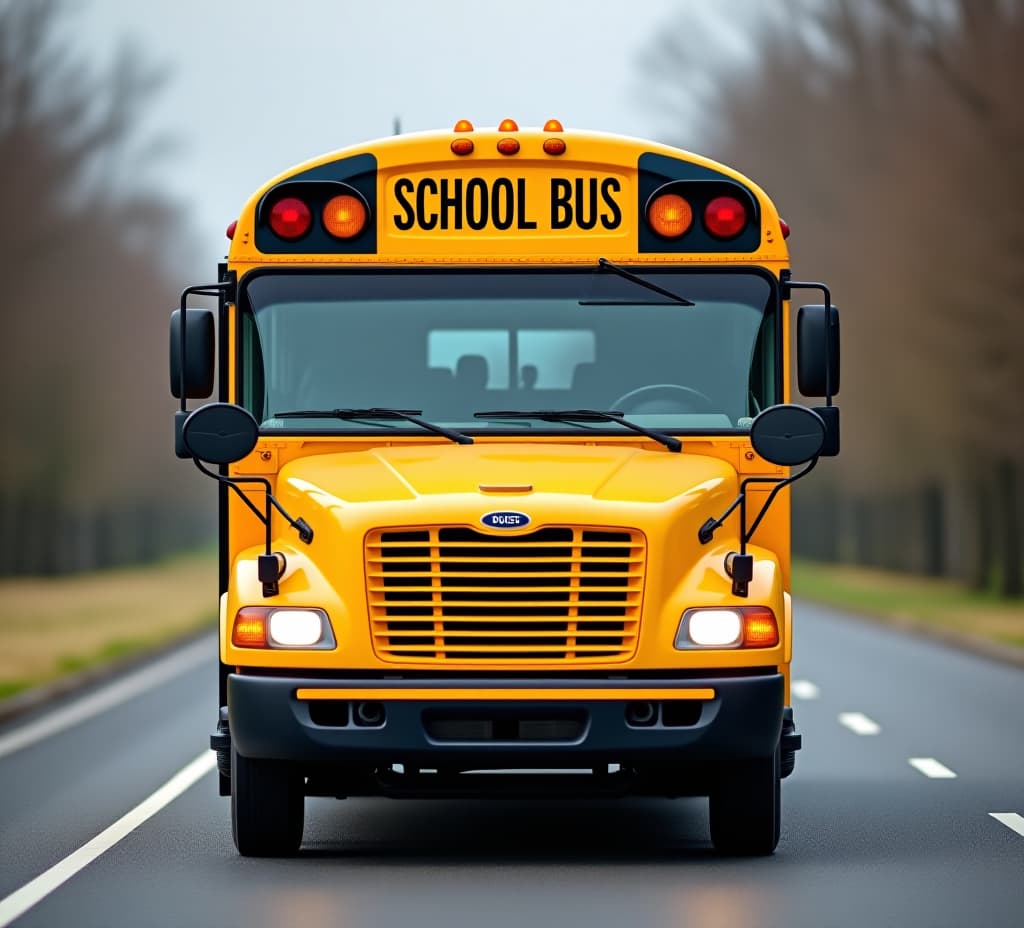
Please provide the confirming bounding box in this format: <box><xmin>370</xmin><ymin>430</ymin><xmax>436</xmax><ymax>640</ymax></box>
<box><xmin>226</xmin><ymin>672</ymin><xmax>795</xmax><ymax>772</ymax></box>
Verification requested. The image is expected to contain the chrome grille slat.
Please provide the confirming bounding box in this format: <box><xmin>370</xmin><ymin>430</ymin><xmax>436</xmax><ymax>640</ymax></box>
<box><xmin>366</xmin><ymin>525</ymin><xmax>644</xmax><ymax>664</ymax></box>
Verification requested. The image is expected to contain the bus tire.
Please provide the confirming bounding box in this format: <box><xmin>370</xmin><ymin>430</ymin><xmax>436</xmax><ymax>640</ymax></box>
<box><xmin>231</xmin><ymin>744</ymin><xmax>304</xmax><ymax>856</ymax></box>
<box><xmin>708</xmin><ymin>749</ymin><xmax>781</xmax><ymax>856</ymax></box>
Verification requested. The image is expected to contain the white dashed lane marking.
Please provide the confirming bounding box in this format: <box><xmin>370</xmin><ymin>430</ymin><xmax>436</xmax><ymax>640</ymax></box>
<box><xmin>908</xmin><ymin>757</ymin><xmax>957</xmax><ymax>778</ymax></box>
<box><xmin>791</xmin><ymin>680</ymin><xmax>819</xmax><ymax>700</ymax></box>
<box><xmin>989</xmin><ymin>813</ymin><xmax>1024</xmax><ymax>838</ymax></box>
<box><xmin>838</xmin><ymin>712</ymin><xmax>881</xmax><ymax>735</ymax></box>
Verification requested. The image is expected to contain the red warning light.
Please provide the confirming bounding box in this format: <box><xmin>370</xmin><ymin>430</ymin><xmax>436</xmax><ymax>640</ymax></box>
<box><xmin>268</xmin><ymin>197</ymin><xmax>311</xmax><ymax>240</ymax></box>
<box><xmin>704</xmin><ymin>196</ymin><xmax>747</xmax><ymax>239</ymax></box>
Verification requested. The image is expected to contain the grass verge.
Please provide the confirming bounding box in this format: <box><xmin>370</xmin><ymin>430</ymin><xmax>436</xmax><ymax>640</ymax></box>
<box><xmin>0</xmin><ymin>549</ymin><xmax>217</xmax><ymax>701</ymax></box>
<box><xmin>792</xmin><ymin>558</ymin><xmax>1024</xmax><ymax>653</ymax></box>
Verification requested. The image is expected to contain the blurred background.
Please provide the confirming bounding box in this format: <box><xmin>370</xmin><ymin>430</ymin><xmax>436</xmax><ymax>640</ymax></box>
<box><xmin>1</xmin><ymin>0</ymin><xmax>1020</xmax><ymax>600</ymax></box>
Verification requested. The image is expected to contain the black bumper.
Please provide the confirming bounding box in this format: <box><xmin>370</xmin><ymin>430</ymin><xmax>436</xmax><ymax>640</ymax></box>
<box><xmin>226</xmin><ymin>672</ymin><xmax>794</xmax><ymax>771</ymax></box>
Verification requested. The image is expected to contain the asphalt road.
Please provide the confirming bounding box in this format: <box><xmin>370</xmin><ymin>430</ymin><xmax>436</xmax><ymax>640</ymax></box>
<box><xmin>1</xmin><ymin>603</ymin><xmax>1022</xmax><ymax>928</ymax></box>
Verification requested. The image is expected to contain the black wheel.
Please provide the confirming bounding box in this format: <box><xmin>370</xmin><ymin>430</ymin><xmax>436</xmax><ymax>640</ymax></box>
<box><xmin>611</xmin><ymin>384</ymin><xmax>715</xmax><ymax>413</ymax></box>
<box><xmin>708</xmin><ymin>749</ymin><xmax>781</xmax><ymax>856</ymax></box>
<box><xmin>231</xmin><ymin>744</ymin><xmax>304</xmax><ymax>856</ymax></box>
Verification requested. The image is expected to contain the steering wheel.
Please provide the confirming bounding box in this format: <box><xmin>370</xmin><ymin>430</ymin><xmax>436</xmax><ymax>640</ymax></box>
<box><xmin>610</xmin><ymin>384</ymin><xmax>716</xmax><ymax>413</ymax></box>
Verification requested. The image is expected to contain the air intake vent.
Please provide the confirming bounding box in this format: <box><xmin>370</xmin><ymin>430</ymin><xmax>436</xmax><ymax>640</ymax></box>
<box><xmin>366</xmin><ymin>526</ymin><xmax>644</xmax><ymax>663</ymax></box>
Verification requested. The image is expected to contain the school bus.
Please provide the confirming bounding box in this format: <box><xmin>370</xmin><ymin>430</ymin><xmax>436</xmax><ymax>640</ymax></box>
<box><xmin>170</xmin><ymin>118</ymin><xmax>840</xmax><ymax>857</ymax></box>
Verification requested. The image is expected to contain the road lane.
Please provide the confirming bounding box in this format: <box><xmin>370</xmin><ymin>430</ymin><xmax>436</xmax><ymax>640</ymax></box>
<box><xmin>0</xmin><ymin>635</ymin><xmax>218</xmax><ymax>900</ymax></box>
<box><xmin>1</xmin><ymin>606</ymin><xmax>1022</xmax><ymax>927</ymax></box>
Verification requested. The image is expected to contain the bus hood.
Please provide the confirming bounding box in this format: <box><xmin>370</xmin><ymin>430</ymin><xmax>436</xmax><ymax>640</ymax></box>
<box><xmin>276</xmin><ymin>442</ymin><xmax>738</xmax><ymax>517</ymax></box>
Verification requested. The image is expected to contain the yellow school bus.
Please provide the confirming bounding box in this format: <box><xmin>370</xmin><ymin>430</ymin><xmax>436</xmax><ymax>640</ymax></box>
<box><xmin>170</xmin><ymin>118</ymin><xmax>840</xmax><ymax>857</ymax></box>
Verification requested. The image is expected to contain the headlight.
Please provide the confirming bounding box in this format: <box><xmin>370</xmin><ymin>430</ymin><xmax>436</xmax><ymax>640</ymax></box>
<box><xmin>269</xmin><ymin>609</ymin><xmax>327</xmax><ymax>647</ymax></box>
<box><xmin>675</xmin><ymin>607</ymin><xmax>778</xmax><ymax>649</ymax></box>
<box><xmin>232</xmin><ymin>607</ymin><xmax>336</xmax><ymax>649</ymax></box>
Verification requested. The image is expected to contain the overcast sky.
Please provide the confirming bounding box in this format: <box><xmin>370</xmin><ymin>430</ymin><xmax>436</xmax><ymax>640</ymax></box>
<box><xmin>79</xmin><ymin>0</ymin><xmax>755</xmax><ymax>265</ymax></box>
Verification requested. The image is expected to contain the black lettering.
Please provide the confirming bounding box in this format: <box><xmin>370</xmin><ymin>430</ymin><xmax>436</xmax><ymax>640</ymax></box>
<box><xmin>416</xmin><ymin>177</ymin><xmax>438</xmax><ymax>230</ymax></box>
<box><xmin>516</xmin><ymin>178</ymin><xmax>537</xmax><ymax>229</ymax></box>
<box><xmin>466</xmin><ymin>178</ymin><xmax>489</xmax><ymax>230</ymax></box>
<box><xmin>439</xmin><ymin>178</ymin><xmax>462</xmax><ymax>230</ymax></box>
<box><xmin>551</xmin><ymin>178</ymin><xmax>573</xmax><ymax>229</ymax></box>
<box><xmin>575</xmin><ymin>177</ymin><xmax>598</xmax><ymax>230</ymax></box>
<box><xmin>492</xmin><ymin>178</ymin><xmax>514</xmax><ymax>230</ymax></box>
<box><xmin>600</xmin><ymin>178</ymin><xmax>622</xmax><ymax>229</ymax></box>
<box><xmin>393</xmin><ymin>178</ymin><xmax>415</xmax><ymax>230</ymax></box>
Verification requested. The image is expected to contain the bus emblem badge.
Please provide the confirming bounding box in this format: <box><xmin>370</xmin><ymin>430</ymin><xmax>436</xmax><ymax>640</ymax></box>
<box><xmin>481</xmin><ymin>511</ymin><xmax>530</xmax><ymax>530</ymax></box>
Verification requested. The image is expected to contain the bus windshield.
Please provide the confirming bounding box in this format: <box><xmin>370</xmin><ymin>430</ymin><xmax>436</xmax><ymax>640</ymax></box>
<box><xmin>240</xmin><ymin>269</ymin><xmax>777</xmax><ymax>433</ymax></box>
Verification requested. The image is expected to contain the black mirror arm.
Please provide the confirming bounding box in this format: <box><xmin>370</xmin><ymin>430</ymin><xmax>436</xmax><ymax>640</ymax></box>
<box><xmin>698</xmin><ymin>457</ymin><xmax>819</xmax><ymax>550</ymax></box>
<box><xmin>740</xmin><ymin>457</ymin><xmax>819</xmax><ymax>550</ymax></box>
<box><xmin>192</xmin><ymin>459</ymin><xmax>314</xmax><ymax>551</ymax></box>
<box><xmin>782</xmin><ymin>274</ymin><xmax>834</xmax><ymax>407</ymax></box>
<box><xmin>178</xmin><ymin>281</ymin><xmax>232</xmax><ymax>415</ymax></box>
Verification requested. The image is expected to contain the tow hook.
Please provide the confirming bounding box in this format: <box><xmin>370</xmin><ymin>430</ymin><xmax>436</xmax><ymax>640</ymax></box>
<box><xmin>210</xmin><ymin>706</ymin><xmax>231</xmax><ymax>779</ymax></box>
<box><xmin>781</xmin><ymin>706</ymin><xmax>801</xmax><ymax>779</ymax></box>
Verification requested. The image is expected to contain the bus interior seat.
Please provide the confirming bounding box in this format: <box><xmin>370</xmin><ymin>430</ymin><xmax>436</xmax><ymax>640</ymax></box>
<box><xmin>421</xmin><ymin>367</ymin><xmax>456</xmax><ymax>415</ymax></box>
<box><xmin>454</xmin><ymin>354</ymin><xmax>489</xmax><ymax>414</ymax></box>
<box><xmin>571</xmin><ymin>362</ymin><xmax>607</xmax><ymax>405</ymax></box>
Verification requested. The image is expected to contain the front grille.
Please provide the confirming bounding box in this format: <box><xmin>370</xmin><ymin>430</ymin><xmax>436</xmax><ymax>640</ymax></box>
<box><xmin>366</xmin><ymin>526</ymin><xmax>645</xmax><ymax>663</ymax></box>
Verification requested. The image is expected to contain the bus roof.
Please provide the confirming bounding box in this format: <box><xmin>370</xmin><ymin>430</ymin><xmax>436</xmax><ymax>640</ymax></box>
<box><xmin>227</xmin><ymin>124</ymin><xmax>789</xmax><ymax>267</ymax></box>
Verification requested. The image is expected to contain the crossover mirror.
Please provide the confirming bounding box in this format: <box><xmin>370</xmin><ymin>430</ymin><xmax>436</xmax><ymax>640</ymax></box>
<box><xmin>750</xmin><ymin>404</ymin><xmax>826</xmax><ymax>467</ymax></box>
<box><xmin>181</xmin><ymin>403</ymin><xmax>259</xmax><ymax>465</ymax></box>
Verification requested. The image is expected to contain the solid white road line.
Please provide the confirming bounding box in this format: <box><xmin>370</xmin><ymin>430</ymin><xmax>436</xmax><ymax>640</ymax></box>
<box><xmin>0</xmin><ymin>636</ymin><xmax>210</xmax><ymax>760</ymax></box>
<box><xmin>791</xmin><ymin>680</ymin><xmax>820</xmax><ymax>700</ymax></box>
<box><xmin>0</xmin><ymin>751</ymin><xmax>216</xmax><ymax>928</ymax></box>
<box><xmin>838</xmin><ymin>712</ymin><xmax>881</xmax><ymax>735</ymax></box>
<box><xmin>908</xmin><ymin>757</ymin><xmax>958</xmax><ymax>779</ymax></box>
<box><xmin>989</xmin><ymin>812</ymin><xmax>1024</xmax><ymax>838</ymax></box>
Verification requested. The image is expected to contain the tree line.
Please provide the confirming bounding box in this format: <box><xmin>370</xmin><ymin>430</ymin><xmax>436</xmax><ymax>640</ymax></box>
<box><xmin>643</xmin><ymin>0</ymin><xmax>1024</xmax><ymax>596</ymax></box>
<box><xmin>0</xmin><ymin>0</ymin><xmax>212</xmax><ymax>575</ymax></box>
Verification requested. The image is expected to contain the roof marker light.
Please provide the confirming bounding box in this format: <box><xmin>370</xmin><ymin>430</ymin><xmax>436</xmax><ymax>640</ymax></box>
<box><xmin>453</xmin><ymin>119</ymin><xmax>474</xmax><ymax>132</ymax></box>
<box><xmin>543</xmin><ymin>119</ymin><xmax>564</xmax><ymax>132</ymax></box>
<box><xmin>498</xmin><ymin>118</ymin><xmax>519</xmax><ymax>132</ymax></box>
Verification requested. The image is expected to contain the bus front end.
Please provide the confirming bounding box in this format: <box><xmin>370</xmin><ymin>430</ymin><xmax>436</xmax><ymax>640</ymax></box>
<box><xmin>172</xmin><ymin>124</ymin><xmax>839</xmax><ymax>857</ymax></box>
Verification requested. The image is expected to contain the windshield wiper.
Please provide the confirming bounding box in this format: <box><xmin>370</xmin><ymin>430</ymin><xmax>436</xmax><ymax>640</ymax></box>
<box><xmin>579</xmin><ymin>257</ymin><xmax>695</xmax><ymax>307</ymax></box>
<box><xmin>474</xmin><ymin>409</ymin><xmax>681</xmax><ymax>453</ymax></box>
<box><xmin>274</xmin><ymin>407</ymin><xmax>473</xmax><ymax>445</ymax></box>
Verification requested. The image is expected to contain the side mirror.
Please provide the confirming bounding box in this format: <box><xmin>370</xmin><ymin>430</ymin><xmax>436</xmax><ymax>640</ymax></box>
<box><xmin>796</xmin><ymin>304</ymin><xmax>840</xmax><ymax>399</ymax></box>
<box><xmin>170</xmin><ymin>308</ymin><xmax>215</xmax><ymax>399</ymax></box>
<box><xmin>181</xmin><ymin>403</ymin><xmax>259</xmax><ymax>465</ymax></box>
<box><xmin>750</xmin><ymin>404</ymin><xmax>825</xmax><ymax>466</ymax></box>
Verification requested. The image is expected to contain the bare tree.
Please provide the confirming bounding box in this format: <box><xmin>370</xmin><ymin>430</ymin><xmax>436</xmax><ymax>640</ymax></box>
<box><xmin>639</xmin><ymin>0</ymin><xmax>1024</xmax><ymax>594</ymax></box>
<box><xmin>0</xmin><ymin>0</ymin><xmax>210</xmax><ymax>574</ymax></box>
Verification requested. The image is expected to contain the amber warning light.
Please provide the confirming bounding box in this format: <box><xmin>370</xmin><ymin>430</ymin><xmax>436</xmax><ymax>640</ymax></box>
<box><xmin>648</xmin><ymin>193</ymin><xmax>693</xmax><ymax>239</ymax></box>
<box><xmin>322</xmin><ymin>194</ymin><xmax>367</xmax><ymax>239</ymax></box>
